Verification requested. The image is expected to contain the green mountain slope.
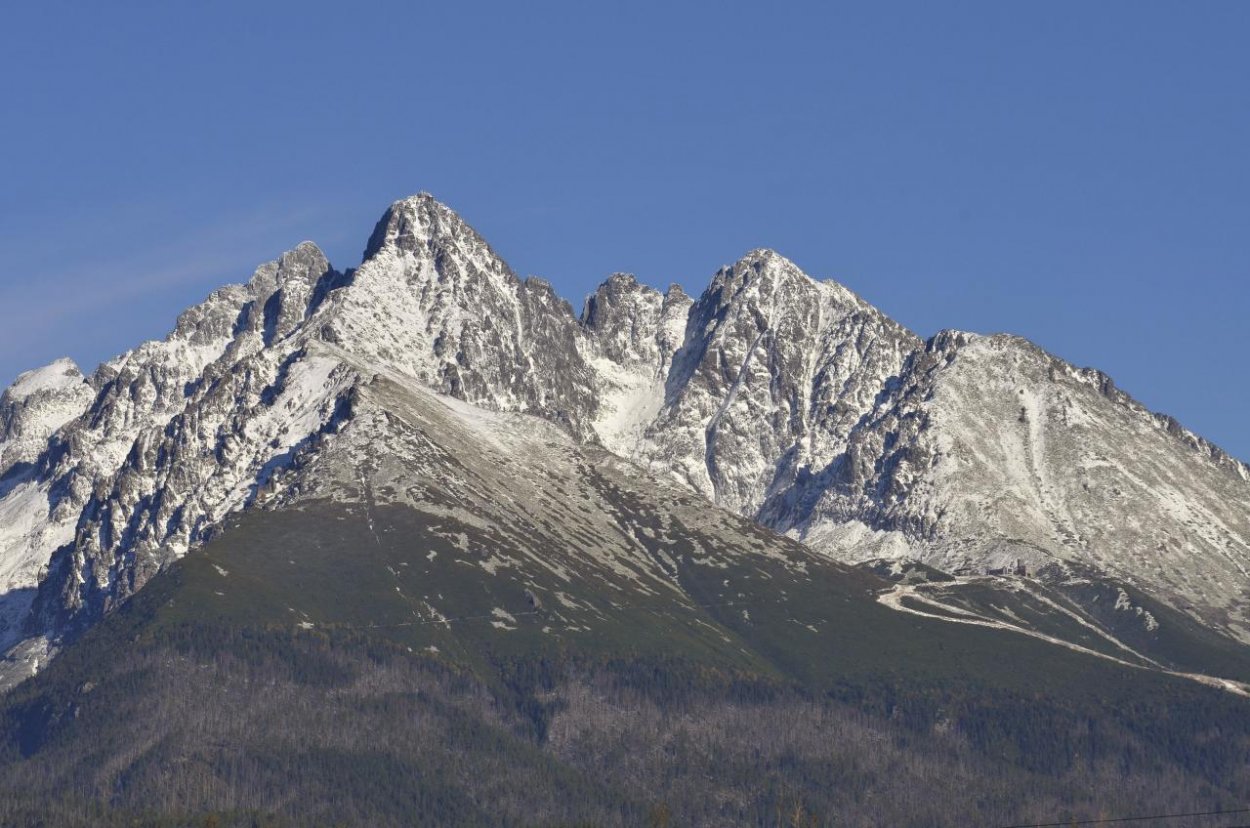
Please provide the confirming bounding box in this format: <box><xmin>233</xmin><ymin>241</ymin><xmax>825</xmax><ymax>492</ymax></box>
<box><xmin>4</xmin><ymin>503</ymin><xmax>1250</xmax><ymax>827</ymax></box>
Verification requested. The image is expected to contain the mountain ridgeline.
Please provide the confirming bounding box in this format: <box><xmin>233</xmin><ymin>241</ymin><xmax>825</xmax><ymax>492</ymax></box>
<box><xmin>0</xmin><ymin>194</ymin><xmax>1249</xmax><ymax>824</ymax></box>
<box><xmin>2</xmin><ymin>192</ymin><xmax>1247</xmax><ymax>676</ymax></box>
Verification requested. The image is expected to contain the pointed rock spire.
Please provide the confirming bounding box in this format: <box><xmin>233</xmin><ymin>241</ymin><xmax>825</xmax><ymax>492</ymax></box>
<box><xmin>363</xmin><ymin>192</ymin><xmax>496</xmax><ymax>263</ymax></box>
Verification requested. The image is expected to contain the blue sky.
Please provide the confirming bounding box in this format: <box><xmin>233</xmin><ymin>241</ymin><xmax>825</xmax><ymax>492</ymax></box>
<box><xmin>1</xmin><ymin>2</ymin><xmax>1247</xmax><ymax>459</ymax></box>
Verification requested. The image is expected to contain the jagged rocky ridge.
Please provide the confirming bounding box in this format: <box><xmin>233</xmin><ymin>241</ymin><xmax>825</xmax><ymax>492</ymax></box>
<box><xmin>1</xmin><ymin>192</ymin><xmax>1248</xmax><ymax>684</ymax></box>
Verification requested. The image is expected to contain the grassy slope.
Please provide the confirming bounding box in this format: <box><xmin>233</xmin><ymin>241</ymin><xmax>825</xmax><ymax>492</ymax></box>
<box><xmin>2</xmin><ymin>499</ymin><xmax>1249</xmax><ymax>826</ymax></box>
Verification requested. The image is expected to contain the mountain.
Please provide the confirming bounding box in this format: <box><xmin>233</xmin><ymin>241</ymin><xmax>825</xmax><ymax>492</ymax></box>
<box><xmin>2</xmin><ymin>192</ymin><xmax>1249</xmax><ymax>824</ymax></box>
<box><xmin>2</xmin><ymin>192</ymin><xmax>1249</xmax><ymax>688</ymax></box>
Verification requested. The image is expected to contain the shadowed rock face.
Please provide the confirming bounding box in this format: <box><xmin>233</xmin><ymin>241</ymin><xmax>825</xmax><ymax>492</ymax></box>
<box><xmin>1</xmin><ymin>192</ymin><xmax>1249</xmax><ymax>686</ymax></box>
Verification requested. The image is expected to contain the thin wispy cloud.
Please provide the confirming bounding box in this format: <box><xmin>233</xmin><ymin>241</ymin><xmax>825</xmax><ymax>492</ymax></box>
<box><xmin>0</xmin><ymin>200</ymin><xmax>336</xmax><ymax>385</ymax></box>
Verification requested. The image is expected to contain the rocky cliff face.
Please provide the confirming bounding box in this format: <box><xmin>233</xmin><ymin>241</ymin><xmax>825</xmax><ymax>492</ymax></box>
<box><xmin>642</xmin><ymin>249</ymin><xmax>920</xmax><ymax>516</ymax></box>
<box><xmin>2</xmin><ymin>192</ymin><xmax>1248</xmax><ymax>685</ymax></box>
<box><xmin>760</xmin><ymin>330</ymin><xmax>1250</xmax><ymax>636</ymax></box>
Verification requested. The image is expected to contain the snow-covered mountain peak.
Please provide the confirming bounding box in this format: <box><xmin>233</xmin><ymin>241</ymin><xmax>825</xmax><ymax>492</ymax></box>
<box><xmin>0</xmin><ymin>359</ymin><xmax>93</xmax><ymax>472</ymax></box>
<box><xmin>925</xmin><ymin>328</ymin><xmax>980</xmax><ymax>353</ymax></box>
<box><xmin>319</xmin><ymin>195</ymin><xmax>601</xmax><ymax>438</ymax></box>
<box><xmin>134</xmin><ymin>240</ymin><xmax>341</xmax><ymax>366</ymax></box>
<box><xmin>582</xmin><ymin>273</ymin><xmax>664</xmax><ymax>333</ymax></box>
<box><xmin>736</xmin><ymin>247</ymin><xmax>791</xmax><ymax>267</ymax></box>
<box><xmin>586</xmin><ymin>272</ymin><xmax>655</xmax><ymax>301</ymax></box>
<box><xmin>362</xmin><ymin>192</ymin><xmax>493</xmax><ymax>262</ymax></box>
<box><xmin>664</xmin><ymin>282</ymin><xmax>689</xmax><ymax>301</ymax></box>
<box><xmin>349</xmin><ymin>193</ymin><xmax>527</xmax><ymax>317</ymax></box>
<box><xmin>4</xmin><ymin>359</ymin><xmax>84</xmax><ymax>401</ymax></box>
<box><xmin>717</xmin><ymin>247</ymin><xmax>802</xmax><ymax>286</ymax></box>
<box><xmin>633</xmin><ymin>249</ymin><xmax>922</xmax><ymax>516</ymax></box>
<box><xmin>702</xmin><ymin>249</ymin><xmax>871</xmax><ymax>327</ymax></box>
<box><xmin>243</xmin><ymin>240</ymin><xmax>330</xmax><ymax>292</ymax></box>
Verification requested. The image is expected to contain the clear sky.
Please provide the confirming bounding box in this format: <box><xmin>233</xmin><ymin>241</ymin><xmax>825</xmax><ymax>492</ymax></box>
<box><xmin>1</xmin><ymin>2</ymin><xmax>1247</xmax><ymax>459</ymax></box>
